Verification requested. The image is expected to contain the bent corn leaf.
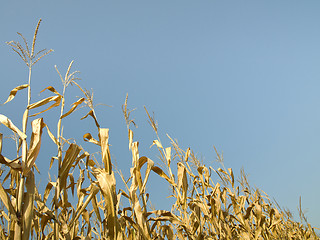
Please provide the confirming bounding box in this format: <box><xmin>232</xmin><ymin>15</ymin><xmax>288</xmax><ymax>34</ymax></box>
<box><xmin>28</xmin><ymin>95</ymin><xmax>62</xmax><ymax>117</ymax></box>
<box><xmin>83</xmin><ymin>133</ymin><xmax>100</xmax><ymax>146</ymax></box>
<box><xmin>60</xmin><ymin>97</ymin><xmax>85</xmax><ymax>119</ymax></box>
<box><xmin>0</xmin><ymin>114</ymin><xmax>26</xmax><ymax>140</ymax></box>
<box><xmin>40</xmin><ymin>86</ymin><xmax>60</xmax><ymax>95</ymax></box>
<box><xmin>0</xmin><ymin>182</ymin><xmax>17</xmax><ymax>221</ymax></box>
<box><xmin>24</xmin><ymin>118</ymin><xmax>45</xmax><ymax>176</ymax></box>
<box><xmin>0</xmin><ymin>155</ymin><xmax>21</xmax><ymax>171</ymax></box>
<box><xmin>3</xmin><ymin>84</ymin><xmax>29</xmax><ymax>105</ymax></box>
<box><xmin>81</xmin><ymin>110</ymin><xmax>100</xmax><ymax>128</ymax></box>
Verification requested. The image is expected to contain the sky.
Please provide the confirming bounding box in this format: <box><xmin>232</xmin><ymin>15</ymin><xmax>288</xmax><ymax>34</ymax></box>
<box><xmin>0</xmin><ymin>1</ymin><xmax>319</xmax><ymax>229</ymax></box>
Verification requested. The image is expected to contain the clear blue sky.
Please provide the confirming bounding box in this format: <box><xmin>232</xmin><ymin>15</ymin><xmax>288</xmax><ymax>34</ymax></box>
<box><xmin>1</xmin><ymin>1</ymin><xmax>319</xmax><ymax>228</ymax></box>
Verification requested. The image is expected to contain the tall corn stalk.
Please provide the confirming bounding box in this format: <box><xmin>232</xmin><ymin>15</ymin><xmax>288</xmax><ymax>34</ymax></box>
<box><xmin>5</xmin><ymin>19</ymin><xmax>52</xmax><ymax>240</ymax></box>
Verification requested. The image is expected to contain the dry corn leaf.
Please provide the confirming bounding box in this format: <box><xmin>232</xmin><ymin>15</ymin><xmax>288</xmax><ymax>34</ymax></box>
<box><xmin>39</xmin><ymin>86</ymin><xmax>60</xmax><ymax>95</ymax></box>
<box><xmin>165</xmin><ymin>147</ymin><xmax>171</xmax><ymax>166</ymax></box>
<box><xmin>83</xmin><ymin>133</ymin><xmax>100</xmax><ymax>146</ymax></box>
<box><xmin>28</xmin><ymin>95</ymin><xmax>62</xmax><ymax>117</ymax></box>
<box><xmin>129</xmin><ymin>186</ymin><xmax>151</xmax><ymax>239</ymax></box>
<box><xmin>69</xmin><ymin>184</ymin><xmax>99</xmax><ymax>229</ymax></box>
<box><xmin>92</xmin><ymin>194</ymin><xmax>102</xmax><ymax>223</ymax></box>
<box><xmin>139</xmin><ymin>157</ymin><xmax>154</xmax><ymax>194</ymax></box>
<box><xmin>149</xmin><ymin>210</ymin><xmax>182</xmax><ymax>226</ymax></box>
<box><xmin>43</xmin><ymin>182</ymin><xmax>55</xmax><ymax>203</ymax></box>
<box><xmin>59</xmin><ymin>144</ymin><xmax>81</xmax><ymax>192</ymax></box>
<box><xmin>0</xmin><ymin>114</ymin><xmax>27</xmax><ymax>140</ymax></box>
<box><xmin>151</xmin><ymin>166</ymin><xmax>174</xmax><ymax>185</ymax></box>
<box><xmin>60</xmin><ymin>97</ymin><xmax>85</xmax><ymax>119</ymax></box>
<box><xmin>3</xmin><ymin>84</ymin><xmax>29</xmax><ymax>105</ymax></box>
<box><xmin>44</xmin><ymin>123</ymin><xmax>58</xmax><ymax>145</ymax></box>
<box><xmin>184</xmin><ymin>148</ymin><xmax>190</xmax><ymax>162</ymax></box>
<box><xmin>81</xmin><ymin>110</ymin><xmax>100</xmax><ymax>128</ymax></box>
<box><xmin>93</xmin><ymin>168</ymin><xmax>119</xmax><ymax>238</ymax></box>
<box><xmin>131</xmin><ymin>141</ymin><xmax>139</xmax><ymax>167</ymax></box>
<box><xmin>99</xmin><ymin>128</ymin><xmax>112</xmax><ymax>174</ymax></box>
<box><xmin>228</xmin><ymin>168</ymin><xmax>234</xmax><ymax>188</ymax></box>
<box><xmin>24</xmin><ymin>118</ymin><xmax>45</xmax><ymax>176</ymax></box>
<box><xmin>177</xmin><ymin>163</ymin><xmax>188</xmax><ymax>207</ymax></box>
<box><xmin>151</xmin><ymin>140</ymin><xmax>163</xmax><ymax>149</ymax></box>
<box><xmin>0</xmin><ymin>155</ymin><xmax>21</xmax><ymax>171</ymax></box>
<box><xmin>0</xmin><ymin>183</ymin><xmax>17</xmax><ymax>221</ymax></box>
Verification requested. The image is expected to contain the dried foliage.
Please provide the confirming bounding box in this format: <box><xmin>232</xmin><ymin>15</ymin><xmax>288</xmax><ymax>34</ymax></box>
<box><xmin>0</xmin><ymin>20</ymin><xmax>319</xmax><ymax>240</ymax></box>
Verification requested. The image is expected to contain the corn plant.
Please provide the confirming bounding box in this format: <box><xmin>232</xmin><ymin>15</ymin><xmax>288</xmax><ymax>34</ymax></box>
<box><xmin>0</xmin><ymin>19</ymin><xmax>318</xmax><ymax>240</ymax></box>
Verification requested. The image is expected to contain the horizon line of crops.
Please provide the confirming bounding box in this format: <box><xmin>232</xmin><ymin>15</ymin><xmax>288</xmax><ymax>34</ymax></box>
<box><xmin>0</xmin><ymin>19</ymin><xmax>318</xmax><ymax>240</ymax></box>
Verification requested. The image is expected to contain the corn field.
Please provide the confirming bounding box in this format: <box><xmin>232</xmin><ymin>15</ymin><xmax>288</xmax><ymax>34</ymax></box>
<box><xmin>0</xmin><ymin>19</ymin><xmax>319</xmax><ymax>240</ymax></box>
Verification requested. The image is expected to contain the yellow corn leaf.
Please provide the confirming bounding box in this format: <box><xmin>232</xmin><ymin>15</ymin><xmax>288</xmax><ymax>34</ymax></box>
<box><xmin>151</xmin><ymin>140</ymin><xmax>163</xmax><ymax>149</ymax></box>
<box><xmin>43</xmin><ymin>182</ymin><xmax>55</xmax><ymax>203</ymax></box>
<box><xmin>121</xmin><ymin>216</ymin><xmax>140</xmax><ymax>233</ymax></box>
<box><xmin>44</xmin><ymin>124</ymin><xmax>58</xmax><ymax>145</ymax></box>
<box><xmin>177</xmin><ymin>162</ymin><xmax>188</xmax><ymax>207</ymax></box>
<box><xmin>28</xmin><ymin>95</ymin><xmax>62</xmax><ymax>117</ymax></box>
<box><xmin>243</xmin><ymin>204</ymin><xmax>254</xmax><ymax>220</ymax></box>
<box><xmin>99</xmin><ymin>128</ymin><xmax>112</xmax><ymax>174</ymax></box>
<box><xmin>0</xmin><ymin>114</ymin><xmax>26</xmax><ymax>140</ymax></box>
<box><xmin>49</xmin><ymin>157</ymin><xmax>57</xmax><ymax>169</ymax></box>
<box><xmin>40</xmin><ymin>86</ymin><xmax>60</xmax><ymax>95</ymax></box>
<box><xmin>68</xmin><ymin>173</ymin><xmax>75</xmax><ymax>196</ymax></box>
<box><xmin>118</xmin><ymin>189</ymin><xmax>130</xmax><ymax>199</ymax></box>
<box><xmin>129</xmin><ymin>183</ymin><xmax>151</xmax><ymax>239</ymax></box>
<box><xmin>177</xmin><ymin>163</ymin><xmax>187</xmax><ymax>190</ymax></box>
<box><xmin>22</xmin><ymin>172</ymin><xmax>35</xmax><ymax>240</ymax></box>
<box><xmin>149</xmin><ymin>210</ymin><xmax>182</xmax><ymax>225</ymax></box>
<box><xmin>3</xmin><ymin>84</ymin><xmax>29</xmax><ymax>105</ymax></box>
<box><xmin>217</xmin><ymin>167</ymin><xmax>228</xmax><ymax>175</ymax></box>
<box><xmin>133</xmin><ymin>156</ymin><xmax>147</xmax><ymax>192</ymax></box>
<box><xmin>131</xmin><ymin>141</ymin><xmax>139</xmax><ymax>167</ymax></box>
<box><xmin>60</xmin><ymin>97</ymin><xmax>85</xmax><ymax>119</ymax></box>
<box><xmin>184</xmin><ymin>148</ymin><xmax>190</xmax><ymax>162</ymax></box>
<box><xmin>228</xmin><ymin>168</ymin><xmax>234</xmax><ymax>188</ymax></box>
<box><xmin>81</xmin><ymin>110</ymin><xmax>100</xmax><ymax>128</ymax></box>
<box><xmin>24</xmin><ymin>118</ymin><xmax>45</xmax><ymax>176</ymax></box>
<box><xmin>165</xmin><ymin>147</ymin><xmax>171</xmax><ymax>165</ymax></box>
<box><xmin>83</xmin><ymin>133</ymin><xmax>100</xmax><ymax>146</ymax></box>
<box><xmin>93</xmin><ymin>168</ymin><xmax>119</xmax><ymax>238</ymax></box>
<box><xmin>133</xmin><ymin>156</ymin><xmax>154</xmax><ymax>194</ymax></box>
<box><xmin>59</xmin><ymin>144</ymin><xmax>81</xmax><ymax>192</ymax></box>
<box><xmin>140</xmin><ymin>157</ymin><xmax>154</xmax><ymax>194</ymax></box>
<box><xmin>69</xmin><ymin>184</ymin><xmax>99</xmax><ymax>229</ymax></box>
<box><xmin>92</xmin><ymin>194</ymin><xmax>102</xmax><ymax>222</ymax></box>
<box><xmin>81</xmin><ymin>209</ymin><xmax>90</xmax><ymax>224</ymax></box>
<box><xmin>0</xmin><ymin>155</ymin><xmax>21</xmax><ymax>171</ymax></box>
<box><xmin>151</xmin><ymin>166</ymin><xmax>174</xmax><ymax>185</ymax></box>
<box><xmin>0</xmin><ymin>182</ymin><xmax>17</xmax><ymax>221</ymax></box>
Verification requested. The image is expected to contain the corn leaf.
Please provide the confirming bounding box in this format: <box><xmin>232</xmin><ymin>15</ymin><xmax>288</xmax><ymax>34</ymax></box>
<box><xmin>0</xmin><ymin>155</ymin><xmax>22</xmax><ymax>171</ymax></box>
<box><xmin>60</xmin><ymin>97</ymin><xmax>85</xmax><ymax>119</ymax></box>
<box><xmin>24</xmin><ymin>118</ymin><xmax>45</xmax><ymax>176</ymax></box>
<box><xmin>99</xmin><ymin>128</ymin><xmax>112</xmax><ymax>174</ymax></box>
<box><xmin>3</xmin><ymin>84</ymin><xmax>29</xmax><ymax>105</ymax></box>
<box><xmin>0</xmin><ymin>114</ymin><xmax>27</xmax><ymax>140</ymax></box>
<box><xmin>28</xmin><ymin>95</ymin><xmax>62</xmax><ymax>117</ymax></box>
